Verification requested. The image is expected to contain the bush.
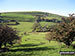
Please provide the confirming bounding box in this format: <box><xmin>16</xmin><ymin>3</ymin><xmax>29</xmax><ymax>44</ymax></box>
<box><xmin>32</xmin><ymin>21</ymin><xmax>42</xmax><ymax>32</ymax></box>
<box><xmin>0</xmin><ymin>25</ymin><xmax>21</xmax><ymax>48</ymax></box>
<box><xmin>46</xmin><ymin>14</ymin><xmax>75</xmax><ymax>46</ymax></box>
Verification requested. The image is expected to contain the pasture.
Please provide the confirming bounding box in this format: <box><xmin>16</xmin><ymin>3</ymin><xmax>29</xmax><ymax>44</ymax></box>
<box><xmin>0</xmin><ymin>22</ymin><xmax>74</xmax><ymax>56</ymax></box>
<box><xmin>1</xmin><ymin>11</ymin><xmax>64</xmax><ymax>22</ymax></box>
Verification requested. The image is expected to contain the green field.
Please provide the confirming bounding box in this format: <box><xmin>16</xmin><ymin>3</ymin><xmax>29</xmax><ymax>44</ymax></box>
<box><xmin>1</xmin><ymin>13</ymin><xmax>35</xmax><ymax>22</ymax></box>
<box><xmin>0</xmin><ymin>22</ymin><xmax>74</xmax><ymax>56</ymax></box>
<box><xmin>1</xmin><ymin>11</ymin><xmax>66</xmax><ymax>22</ymax></box>
<box><xmin>0</xmin><ymin>11</ymin><xmax>74</xmax><ymax>56</ymax></box>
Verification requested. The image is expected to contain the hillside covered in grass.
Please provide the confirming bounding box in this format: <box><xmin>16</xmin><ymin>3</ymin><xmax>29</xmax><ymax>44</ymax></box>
<box><xmin>0</xmin><ymin>11</ymin><xmax>66</xmax><ymax>22</ymax></box>
<box><xmin>0</xmin><ymin>22</ymin><xmax>74</xmax><ymax>56</ymax></box>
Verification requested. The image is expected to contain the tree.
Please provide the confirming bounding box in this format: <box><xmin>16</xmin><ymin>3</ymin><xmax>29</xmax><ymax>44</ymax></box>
<box><xmin>32</xmin><ymin>21</ymin><xmax>42</xmax><ymax>32</ymax></box>
<box><xmin>46</xmin><ymin>14</ymin><xmax>75</xmax><ymax>46</ymax></box>
<box><xmin>0</xmin><ymin>25</ymin><xmax>21</xmax><ymax>48</ymax></box>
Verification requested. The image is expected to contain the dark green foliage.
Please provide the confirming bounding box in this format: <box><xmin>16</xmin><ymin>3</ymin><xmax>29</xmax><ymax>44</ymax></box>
<box><xmin>46</xmin><ymin>14</ymin><xmax>75</xmax><ymax>46</ymax></box>
<box><xmin>0</xmin><ymin>25</ymin><xmax>21</xmax><ymax>48</ymax></box>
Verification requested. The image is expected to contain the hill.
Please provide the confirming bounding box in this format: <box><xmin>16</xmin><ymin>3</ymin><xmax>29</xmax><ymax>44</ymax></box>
<box><xmin>0</xmin><ymin>11</ymin><xmax>66</xmax><ymax>22</ymax></box>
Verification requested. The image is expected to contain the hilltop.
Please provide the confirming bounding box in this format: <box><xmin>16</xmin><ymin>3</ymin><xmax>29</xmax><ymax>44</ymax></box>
<box><xmin>0</xmin><ymin>11</ymin><xmax>66</xmax><ymax>22</ymax></box>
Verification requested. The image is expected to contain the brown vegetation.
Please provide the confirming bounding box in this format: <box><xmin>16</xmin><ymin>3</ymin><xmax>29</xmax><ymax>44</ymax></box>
<box><xmin>46</xmin><ymin>14</ymin><xmax>75</xmax><ymax>46</ymax></box>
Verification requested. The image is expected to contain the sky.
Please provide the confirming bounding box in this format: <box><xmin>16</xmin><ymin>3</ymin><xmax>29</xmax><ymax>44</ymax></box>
<box><xmin>0</xmin><ymin>0</ymin><xmax>75</xmax><ymax>16</ymax></box>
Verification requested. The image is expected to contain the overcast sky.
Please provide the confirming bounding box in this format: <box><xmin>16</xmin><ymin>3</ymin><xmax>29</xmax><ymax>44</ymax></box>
<box><xmin>0</xmin><ymin>0</ymin><xmax>75</xmax><ymax>16</ymax></box>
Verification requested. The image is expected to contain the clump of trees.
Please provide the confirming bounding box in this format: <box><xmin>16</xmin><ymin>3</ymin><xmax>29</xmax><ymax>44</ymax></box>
<box><xmin>32</xmin><ymin>21</ymin><xmax>56</xmax><ymax>32</ymax></box>
<box><xmin>32</xmin><ymin>21</ymin><xmax>49</xmax><ymax>32</ymax></box>
<box><xmin>46</xmin><ymin>14</ymin><xmax>75</xmax><ymax>46</ymax></box>
<box><xmin>0</xmin><ymin>25</ymin><xmax>21</xmax><ymax>48</ymax></box>
<box><xmin>32</xmin><ymin>21</ymin><xmax>42</xmax><ymax>32</ymax></box>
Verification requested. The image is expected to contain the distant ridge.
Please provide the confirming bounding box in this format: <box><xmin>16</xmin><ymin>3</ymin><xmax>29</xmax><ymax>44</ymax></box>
<box><xmin>0</xmin><ymin>11</ymin><xmax>66</xmax><ymax>22</ymax></box>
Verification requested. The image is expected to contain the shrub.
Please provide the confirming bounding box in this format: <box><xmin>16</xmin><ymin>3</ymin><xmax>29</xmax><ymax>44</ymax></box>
<box><xmin>46</xmin><ymin>14</ymin><xmax>75</xmax><ymax>46</ymax></box>
<box><xmin>32</xmin><ymin>21</ymin><xmax>42</xmax><ymax>32</ymax></box>
<box><xmin>0</xmin><ymin>25</ymin><xmax>21</xmax><ymax>48</ymax></box>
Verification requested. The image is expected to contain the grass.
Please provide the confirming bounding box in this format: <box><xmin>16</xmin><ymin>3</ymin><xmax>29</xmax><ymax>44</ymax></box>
<box><xmin>9</xmin><ymin>22</ymin><xmax>34</xmax><ymax>36</ymax></box>
<box><xmin>1</xmin><ymin>11</ymin><xmax>66</xmax><ymax>22</ymax></box>
<box><xmin>40</xmin><ymin>22</ymin><xmax>56</xmax><ymax>27</ymax></box>
<box><xmin>1</xmin><ymin>13</ymin><xmax>35</xmax><ymax>22</ymax></box>
<box><xmin>0</xmin><ymin>32</ymin><xmax>75</xmax><ymax>56</ymax></box>
<box><xmin>0</xmin><ymin>22</ymin><xmax>74</xmax><ymax>56</ymax></box>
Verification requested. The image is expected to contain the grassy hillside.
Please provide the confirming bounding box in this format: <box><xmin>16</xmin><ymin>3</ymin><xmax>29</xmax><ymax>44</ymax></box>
<box><xmin>0</xmin><ymin>22</ymin><xmax>74</xmax><ymax>56</ymax></box>
<box><xmin>1</xmin><ymin>13</ymin><xmax>35</xmax><ymax>22</ymax></box>
<box><xmin>0</xmin><ymin>11</ymin><xmax>66</xmax><ymax>22</ymax></box>
<box><xmin>0</xmin><ymin>11</ymin><xmax>72</xmax><ymax>56</ymax></box>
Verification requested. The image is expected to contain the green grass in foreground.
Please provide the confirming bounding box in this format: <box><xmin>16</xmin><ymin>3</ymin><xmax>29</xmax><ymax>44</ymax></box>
<box><xmin>0</xmin><ymin>22</ymin><xmax>75</xmax><ymax>56</ymax></box>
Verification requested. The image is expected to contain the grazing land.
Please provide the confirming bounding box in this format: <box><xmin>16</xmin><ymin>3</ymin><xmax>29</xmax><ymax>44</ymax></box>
<box><xmin>1</xmin><ymin>11</ymin><xmax>65</xmax><ymax>22</ymax></box>
<box><xmin>0</xmin><ymin>12</ymin><xmax>74</xmax><ymax>56</ymax></box>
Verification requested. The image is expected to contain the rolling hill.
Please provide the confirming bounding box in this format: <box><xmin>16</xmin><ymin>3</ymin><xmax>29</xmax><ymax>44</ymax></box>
<box><xmin>0</xmin><ymin>11</ymin><xmax>66</xmax><ymax>22</ymax></box>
